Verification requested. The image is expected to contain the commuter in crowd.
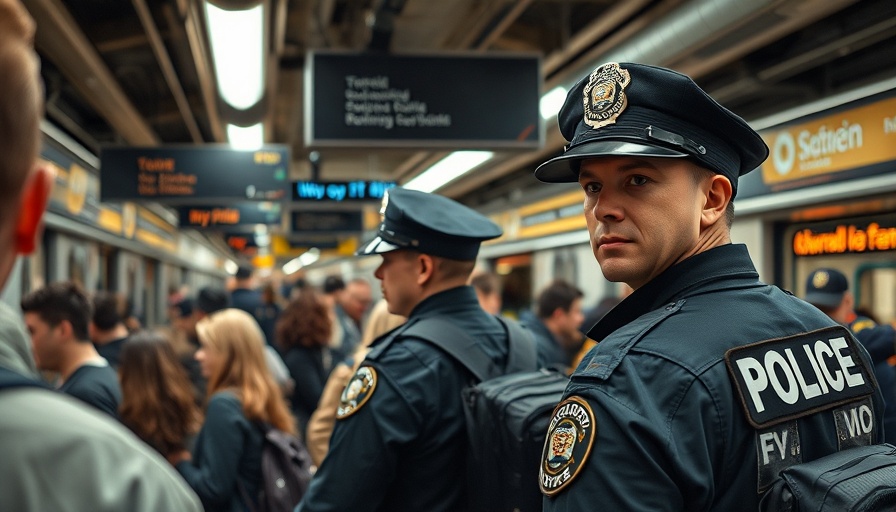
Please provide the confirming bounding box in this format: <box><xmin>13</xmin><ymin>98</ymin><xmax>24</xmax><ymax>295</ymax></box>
<box><xmin>580</xmin><ymin>284</ymin><xmax>631</xmax><ymax>331</ymax></box>
<box><xmin>275</xmin><ymin>289</ymin><xmax>336</xmax><ymax>434</ymax></box>
<box><xmin>171</xmin><ymin>308</ymin><xmax>296</xmax><ymax>512</ymax></box>
<box><xmin>89</xmin><ymin>291</ymin><xmax>131</xmax><ymax>368</ymax></box>
<box><xmin>196</xmin><ymin>286</ymin><xmax>293</xmax><ymax>398</ymax></box>
<box><xmin>533</xmin><ymin>62</ymin><xmax>884</xmax><ymax>510</ymax></box>
<box><xmin>298</xmin><ymin>187</ymin><xmax>529</xmax><ymax>512</ymax></box>
<box><xmin>321</xmin><ymin>275</ymin><xmax>346</xmax><ymax>351</ymax></box>
<box><xmin>305</xmin><ymin>297</ymin><xmax>406</xmax><ymax>467</ymax></box>
<box><xmin>0</xmin><ymin>2</ymin><xmax>202</xmax><ymax>508</ymax></box>
<box><xmin>258</xmin><ymin>282</ymin><xmax>283</xmax><ymax>352</ymax></box>
<box><xmin>520</xmin><ymin>279</ymin><xmax>586</xmax><ymax>370</ymax></box>
<box><xmin>118</xmin><ymin>331</ymin><xmax>202</xmax><ymax>457</ymax></box>
<box><xmin>470</xmin><ymin>270</ymin><xmax>503</xmax><ymax>315</ymax></box>
<box><xmin>333</xmin><ymin>277</ymin><xmax>373</xmax><ymax>355</ymax></box>
<box><xmin>21</xmin><ymin>282</ymin><xmax>122</xmax><ymax>418</ymax></box>
<box><xmin>230</xmin><ymin>265</ymin><xmax>266</xmax><ymax>337</ymax></box>
<box><xmin>167</xmin><ymin>297</ymin><xmax>206</xmax><ymax>404</ymax></box>
<box><xmin>804</xmin><ymin>267</ymin><xmax>896</xmax><ymax>443</ymax></box>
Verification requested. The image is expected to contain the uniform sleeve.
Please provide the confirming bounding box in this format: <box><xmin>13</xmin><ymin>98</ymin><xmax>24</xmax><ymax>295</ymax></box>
<box><xmin>296</xmin><ymin>365</ymin><xmax>420</xmax><ymax>512</ymax></box>
<box><xmin>544</xmin><ymin>354</ymin><xmax>723</xmax><ymax>512</ymax></box>
<box><xmin>176</xmin><ymin>393</ymin><xmax>250</xmax><ymax>509</ymax></box>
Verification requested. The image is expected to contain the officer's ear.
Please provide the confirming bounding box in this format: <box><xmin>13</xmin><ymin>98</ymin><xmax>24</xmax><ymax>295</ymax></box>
<box><xmin>700</xmin><ymin>174</ymin><xmax>732</xmax><ymax>230</ymax></box>
<box><xmin>416</xmin><ymin>253</ymin><xmax>436</xmax><ymax>285</ymax></box>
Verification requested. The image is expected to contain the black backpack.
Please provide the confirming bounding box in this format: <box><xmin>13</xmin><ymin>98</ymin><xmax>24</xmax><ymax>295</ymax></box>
<box><xmin>758</xmin><ymin>443</ymin><xmax>896</xmax><ymax>512</ymax></box>
<box><xmin>405</xmin><ymin>316</ymin><xmax>568</xmax><ymax>512</ymax></box>
<box><xmin>239</xmin><ymin>423</ymin><xmax>314</xmax><ymax>512</ymax></box>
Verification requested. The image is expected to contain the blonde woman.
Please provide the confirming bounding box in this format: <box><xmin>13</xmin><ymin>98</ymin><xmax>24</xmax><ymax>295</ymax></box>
<box><xmin>171</xmin><ymin>309</ymin><xmax>296</xmax><ymax>512</ymax></box>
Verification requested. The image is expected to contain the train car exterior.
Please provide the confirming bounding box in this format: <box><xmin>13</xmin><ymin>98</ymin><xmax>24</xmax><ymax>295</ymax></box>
<box><xmin>0</xmin><ymin>121</ymin><xmax>233</xmax><ymax>328</ymax></box>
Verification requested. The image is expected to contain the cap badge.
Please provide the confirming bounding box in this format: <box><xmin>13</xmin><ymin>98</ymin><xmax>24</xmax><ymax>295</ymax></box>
<box><xmin>337</xmin><ymin>365</ymin><xmax>378</xmax><ymax>419</ymax></box>
<box><xmin>540</xmin><ymin>396</ymin><xmax>596</xmax><ymax>497</ymax></box>
<box><xmin>812</xmin><ymin>271</ymin><xmax>830</xmax><ymax>290</ymax></box>
<box><xmin>583</xmin><ymin>62</ymin><xmax>631</xmax><ymax>130</ymax></box>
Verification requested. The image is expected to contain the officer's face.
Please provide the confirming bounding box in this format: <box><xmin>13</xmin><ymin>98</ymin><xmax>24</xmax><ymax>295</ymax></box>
<box><xmin>578</xmin><ymin>156</ymin><xmax>709</xmax><ymax>290</ymax></box>
<box><xmin>374</xmin><ymin>249</ymin><xmax>421</xmax><ymax>317</ymax></box>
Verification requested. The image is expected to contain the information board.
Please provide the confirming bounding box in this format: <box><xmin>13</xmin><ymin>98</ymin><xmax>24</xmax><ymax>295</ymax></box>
<box><xmin>100</xmin><ymin>146</ymin><xmax>289</xmax><ymax>203</ymax></box>
<box><xmin>306</xmin><ymin>52</ymin><xmax>541</xmax><ymax>148</ymax></box>
<box><xmin>291</xmin><ymin>210</ymin><xmax>363</xmax><ymax>233</ymax></box>
<box><xmin>292</xmin><ymin>180</ymin><xmax>396</xmax><ymax>202</ymax></box>
<box><xmin>178</xmin><ymin>202</ymin><xmax>282</xmax><ymax>229</ymax></box>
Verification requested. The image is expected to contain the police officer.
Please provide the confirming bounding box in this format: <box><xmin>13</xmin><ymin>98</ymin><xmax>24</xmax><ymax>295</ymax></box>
<box><xmin>296</xmin><ymin>187</ymin><xmax>530</xmax><ymax>512</ymax></box>
<box><xmin>534</xmin><ymin>62</ymin><xmax>885</xmax><ymax>510</ymax></box>
<box><xmin>804</xmin><ymin>267</ymin><xmax>896</xmax><ymax>443</ymax></box>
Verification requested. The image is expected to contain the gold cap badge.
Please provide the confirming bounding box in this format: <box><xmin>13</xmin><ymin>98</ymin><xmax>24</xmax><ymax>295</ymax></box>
<box><xmin>583</xmin><ymin>62</ymin><xmax>631</xmax><ymax>130</ymax></box>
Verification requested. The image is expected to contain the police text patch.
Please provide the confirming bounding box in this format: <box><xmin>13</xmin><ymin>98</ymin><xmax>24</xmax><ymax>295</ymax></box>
<box><xmin>726</xmin><ymin>326</ymin><xmax>874</xmax><ymax>429</ymax></box>
<box><xmin>540</xmin><ymin>396</ymin><xmax>596</xmax><ymax>497</ymax></box>
<box><xmin>337</xmin><ymin>366</ymin><xmax>377</xmax><ymax>419</ymax></box>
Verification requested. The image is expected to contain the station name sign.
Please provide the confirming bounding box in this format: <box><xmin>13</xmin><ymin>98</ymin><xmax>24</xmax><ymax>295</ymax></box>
<box><xmin>306</xmin><ymin>51</ymin><xmax>541</xmax><ymax>148</ymax></box>
<box><xmin>793</xmin><ymin>218</ymin><xmax>896</xmax><ymax>257</ymax></box>
<box><xmin>100</xmin><ymin>146</ymin><xmax>289</xmax><ymax>203</ymax></box>
<box><xmin>292</xmin><ymin>180</ymin><xmax>396</xmax><ymax>202</ymax></box>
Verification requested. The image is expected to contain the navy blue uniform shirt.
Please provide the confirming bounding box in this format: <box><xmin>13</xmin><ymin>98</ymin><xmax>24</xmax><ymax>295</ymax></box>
<box><xmin>297</xmin><ymin>285</ymin><xmax>509</xmax><ymax>512</ymax></box>
<box><xmin>541</xmin><ymin>244</ymin><xmax>885</xmax><ymax>511</ymax></box>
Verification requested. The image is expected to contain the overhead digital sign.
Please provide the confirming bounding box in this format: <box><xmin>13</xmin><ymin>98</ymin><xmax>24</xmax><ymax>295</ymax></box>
<box><xmin>100</xmin><ymin>146</ymin><xmax>289</xmax><ymax>203</ymax></box>
<box><xmin>291</xmin><ymin>210</ymin><xmax>363</xmax><ymax>233</ymax></box>
<box><xmin>292</xmin><ymin>180</ymin><xmax>396</xmax><ymax>202</ymax></box>
<box><xmin>306</xmin><ymin>51</ymin><xmax>542</xmax><ymax>148</ymax></box>
<box><xmin>178</xmin><ymin>202</ymin><xmax>282</xmax><ymax>229</ymax></box>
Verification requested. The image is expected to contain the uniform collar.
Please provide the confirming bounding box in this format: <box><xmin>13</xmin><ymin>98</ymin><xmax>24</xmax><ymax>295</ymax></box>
<box><xmin>586</xmin><ymin>244</ymin><xmax>759</xmax><ymax>341</ymax></box>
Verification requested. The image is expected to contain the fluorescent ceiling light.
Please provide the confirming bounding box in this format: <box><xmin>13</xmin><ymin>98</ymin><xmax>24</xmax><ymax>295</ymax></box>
<box><xmin>282</xmin><ymin>248</ymin><xmax>321</xmax><ymax>275</ymax></box>
<box><xmin>205</xmin><ymin>3</ymin><xmax>264</xmax><ymax>110</ymax></box>
<box><xmin>540</xmin><ymin>86</ymin><xmax>567</xmax><ymax>119</ymax></box>
<box><xmin>404</xmin><ymin>151</ymin><xmax>494</xmax><ymax>193</ymax></box>
<box><xmin>225</xmin><ymin>260</ymin><xmax>239</xmax><ymax>274</ymax></box>
<box><xmin>227</xmin><ymin>123</ymin><xmax>264</xmax><ymax>149</ymax></box>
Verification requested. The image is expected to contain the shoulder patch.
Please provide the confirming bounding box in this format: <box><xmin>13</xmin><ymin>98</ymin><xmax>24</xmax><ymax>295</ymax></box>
<box><xmin>725</xmin><ymin>325</ymin><xmax>874</xmax><ymax>429</ymax></box>
<box><xmin>336</xmin><ymin>366</ymin><xmax>377</xmax><ymax>419</ymax></box>
<box><xmin>540</xmin><ymin>396</ymin><xmax>596</xmax><ymax>497</ymax></box>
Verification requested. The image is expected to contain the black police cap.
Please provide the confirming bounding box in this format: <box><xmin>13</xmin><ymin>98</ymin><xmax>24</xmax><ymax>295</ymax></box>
<box><xmin>356</xmin><ymin>187</ymin><xmax>502</xmax><ymax>261</ymax></box>
<box><xmin>534</xmin><ymin>62</ymin><xmax>769</xmax><ymax>197</ymax></box>
<box><xmin>804</xmin><ymin>268</ymin><xmax>849</xmax><ymax>308</ymax></box>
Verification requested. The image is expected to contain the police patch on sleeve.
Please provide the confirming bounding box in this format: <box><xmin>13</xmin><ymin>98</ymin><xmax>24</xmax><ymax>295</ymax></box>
<box><xmin>540</xmin><ymin>396</ymin><xmax>596</xmax><ymax>497</ymax></box>
<box><xmin>336</xmin><ymin>366</ymin><xmax>377</xmax><ymax>419</ymax></box>
<box><xmin>725</xmin><ymin>325</ymin><xmax>874</xmax><ymax>429</ymax></box>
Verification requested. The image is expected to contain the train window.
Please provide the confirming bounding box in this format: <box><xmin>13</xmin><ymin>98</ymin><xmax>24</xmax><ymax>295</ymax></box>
<box><xmin>68</xmin><ymin>246</ymin><xmax>87</xmax><ymax>288</ymax></box>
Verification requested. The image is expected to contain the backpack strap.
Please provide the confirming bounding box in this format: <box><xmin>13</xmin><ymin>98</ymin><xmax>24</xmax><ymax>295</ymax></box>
<box><xmin>403</xmin><ymin>316</ymin><xmax>537</xmax><ymax>382</ymax></box>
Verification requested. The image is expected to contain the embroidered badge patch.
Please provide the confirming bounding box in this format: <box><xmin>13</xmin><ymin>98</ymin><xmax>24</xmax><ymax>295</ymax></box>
<box><xmin>540</xmin><ymin>396</ymin><xmax>596</xmax><ymax>497</ymax></box>
<box><xmin>583</xmin><ymin>62</ymin><xmax>631</xmax><ymax>130</ymax></box>
<box><xmin>336</xmin><ymin>366</ymin><xmax>377</xmax><ymax>419</ymax></box>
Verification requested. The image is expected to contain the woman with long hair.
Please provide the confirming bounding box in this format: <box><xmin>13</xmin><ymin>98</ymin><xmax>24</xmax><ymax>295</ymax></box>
<box><xmin>171</xmin><ymin>308</ymin><xmax>296</xmax><ymax>512</ymax></box>
<box><xmin>118</xmin><ymin>331</ymin><xmax>202</xmax><ymax>458</ymax></box>
<box><xmin>275</xmin><ymin>289</ymin><xmax>333</xmax><ymax>434</ymax></box>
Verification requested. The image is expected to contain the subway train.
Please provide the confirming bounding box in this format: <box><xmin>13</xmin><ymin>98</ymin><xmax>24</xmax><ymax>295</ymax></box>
<box><xmin>0</xmin><ymin>122</ymin><xmax>231</xmax><ymax>327</ymax></box>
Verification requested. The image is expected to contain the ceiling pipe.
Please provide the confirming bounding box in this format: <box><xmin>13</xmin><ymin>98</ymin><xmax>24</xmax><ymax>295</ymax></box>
<box><xmin>132</xmin><ymin>0</ymin><xmax>204</xmax><ymax>142</ymax></box>
<box><xmin>23</xmin><ymin>0</ymin><xmax>160</xmax><ymax>145</ymax></box>
<box><xmin>175</xmin><ymin>0</ymin><xmax>225</xmax><ymax>141</ymax></box>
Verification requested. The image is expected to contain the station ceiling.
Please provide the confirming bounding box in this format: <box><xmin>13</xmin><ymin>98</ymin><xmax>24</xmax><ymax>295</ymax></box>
<box><xmin>19</xmin><ymin>0</ymin><xmax>896</xmax><ymax>264</ymax></box>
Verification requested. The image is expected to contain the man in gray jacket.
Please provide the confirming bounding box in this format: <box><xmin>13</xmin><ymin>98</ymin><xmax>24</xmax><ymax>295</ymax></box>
<box><xmin>0</xmin><ymin>2</ymin><xmax>202</xmax><ymax>510</ymax></box>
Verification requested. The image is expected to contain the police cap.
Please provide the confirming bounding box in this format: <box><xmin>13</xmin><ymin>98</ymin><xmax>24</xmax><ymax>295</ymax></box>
<box><xmin>804</xmin><ymin>268</ymin><xmax>849</xmax><ymax>308</ymax></box>
<box><xmin>357</xmin><ymin>187</ymin><xmax>502</xmax><ymax>261</ymax></box>
<box><xmin>534</xmin><ymin>62</ymin><xmax>769</xmax><ymax>197</ymax></box>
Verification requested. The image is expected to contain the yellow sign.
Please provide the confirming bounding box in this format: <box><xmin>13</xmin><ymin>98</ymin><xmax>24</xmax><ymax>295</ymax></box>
<box><xmin>761</xmin><ymin>96</ymin><xmax>896</xmax><ymax>185</ymax></box>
